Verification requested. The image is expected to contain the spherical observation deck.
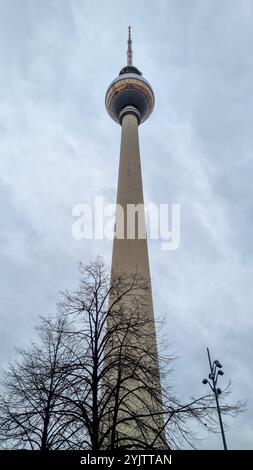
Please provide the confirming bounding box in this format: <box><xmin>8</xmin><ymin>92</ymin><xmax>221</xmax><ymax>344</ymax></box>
<box><xmin>105</xmin><ymin>65</ymin><xmax>155</xmax><ymax>125</ymax></box>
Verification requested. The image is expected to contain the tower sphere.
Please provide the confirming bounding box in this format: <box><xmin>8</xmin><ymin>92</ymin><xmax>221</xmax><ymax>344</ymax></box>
<box><xmin>105</xmin><ymin>28</ymin><xmax>155</xmax><ymax>125</ymax></box>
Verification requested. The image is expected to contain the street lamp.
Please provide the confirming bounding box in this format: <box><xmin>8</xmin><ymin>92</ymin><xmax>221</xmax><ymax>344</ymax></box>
<box><xmin>202</xmin><ymin>347</ymin><xmax>228</xmax><ymax>450</ymax></box>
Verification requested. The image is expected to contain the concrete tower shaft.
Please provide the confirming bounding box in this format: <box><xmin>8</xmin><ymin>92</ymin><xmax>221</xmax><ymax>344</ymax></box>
<box><xmin>112</xmin><ymin>112</ymin><xmax>150</xmax><ymax>275</ymax></box>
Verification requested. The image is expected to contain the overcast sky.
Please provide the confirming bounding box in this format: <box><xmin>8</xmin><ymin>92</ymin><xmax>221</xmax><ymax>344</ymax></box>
<box><xmin>0</xmin><ymin>0</ymin><xmax>253</xmax><ymax>449</ymax></box>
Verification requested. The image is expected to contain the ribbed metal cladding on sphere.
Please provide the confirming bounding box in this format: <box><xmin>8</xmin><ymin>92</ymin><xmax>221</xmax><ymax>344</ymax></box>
<box><xmin>105</xmin><ymin>73</ymin><xmax>155</xmax><ymax>124</ymax></box>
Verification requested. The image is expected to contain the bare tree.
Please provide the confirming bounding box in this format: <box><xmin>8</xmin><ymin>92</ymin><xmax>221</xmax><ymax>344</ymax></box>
<box><xmin>0</xmin><ymin>258</ymin><xmax>245</xmax><ymax>450</ymax></box>
<box><xmin>56</xmin><ymin>258</ymin><xmax>167</xmax><ymax>450</ymax></box>
<box><xmin>0</xmin><ymin>316</ymin><xmax>84</xmax><ymax>450</ymax></box>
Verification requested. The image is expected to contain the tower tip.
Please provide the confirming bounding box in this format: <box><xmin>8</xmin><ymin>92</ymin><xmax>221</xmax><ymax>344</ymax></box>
<box><xmin>127</xmin><ymin>26</ymin><xmax>133</xmax><ymax>66</ymax></box>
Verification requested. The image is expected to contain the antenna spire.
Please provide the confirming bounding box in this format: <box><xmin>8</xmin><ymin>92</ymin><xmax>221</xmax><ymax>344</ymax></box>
<box><xmin>127</xmin><ymin>26</ymin><xmax>133</xmax><ymax>66</ymax></box>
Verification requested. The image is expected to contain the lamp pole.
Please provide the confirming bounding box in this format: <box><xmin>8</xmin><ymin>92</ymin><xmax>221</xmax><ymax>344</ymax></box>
<box><xmin>202</xmin><ymin>347</ymin><xmax>228</xmax><ymax>450</ymax></box>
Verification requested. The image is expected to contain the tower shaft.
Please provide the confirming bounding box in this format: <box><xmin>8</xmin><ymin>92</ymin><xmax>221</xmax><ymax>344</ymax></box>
<box><xmin>112</xmin><ymin>112</ymin><xmax>149</xmax><ymax>275</ymax></box>
<box><xmin>109</xmin><ymin>111</ymin><xmax>165</xmax><ymax>448</ymax></box>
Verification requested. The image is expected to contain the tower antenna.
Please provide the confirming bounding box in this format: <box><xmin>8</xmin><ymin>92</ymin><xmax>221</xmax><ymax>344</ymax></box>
<box><xmin>127</xmin><ymin>26</ymin><xmax>133</xmax><ymax>66</ymax></box>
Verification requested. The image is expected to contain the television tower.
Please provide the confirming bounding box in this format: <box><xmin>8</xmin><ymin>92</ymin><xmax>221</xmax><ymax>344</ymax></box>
<box><xmin>105</xmin><ymin>28</ymin><xmax>165</xmax><ymax>448</ymax></box>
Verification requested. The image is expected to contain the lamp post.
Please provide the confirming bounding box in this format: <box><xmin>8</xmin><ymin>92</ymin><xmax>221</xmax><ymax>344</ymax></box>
<box><xmin>202</xmin><ymin>347</ymin><xmax>228</xmax><ymax>450</ymax></box>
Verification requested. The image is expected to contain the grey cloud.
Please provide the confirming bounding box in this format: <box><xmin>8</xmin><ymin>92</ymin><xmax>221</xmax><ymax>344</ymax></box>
<box><xmin>0</xmin><ymin>0</ymin><xmax>252</xmax><ymax>449</ymax></box>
